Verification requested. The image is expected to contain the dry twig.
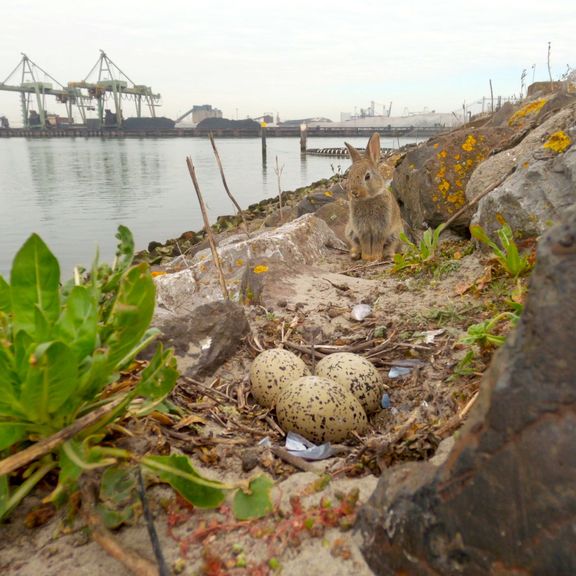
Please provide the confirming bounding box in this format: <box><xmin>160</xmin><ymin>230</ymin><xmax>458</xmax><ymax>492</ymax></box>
<box><xmin>185</xmin><ymin>156</ymin><xmax>229</xmax><ymax>299</ymax></box>
<box><xmin>208</xmin><ymin>132</ymin><xmax>250</xmax><ymax>238</ymax></box>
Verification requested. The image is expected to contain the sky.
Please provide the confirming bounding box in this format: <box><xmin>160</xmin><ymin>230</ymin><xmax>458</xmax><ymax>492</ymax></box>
<box><xmin>0</xmin><ymin>0</ymin><xmax>575</xmax><ymax>125</ymax></box>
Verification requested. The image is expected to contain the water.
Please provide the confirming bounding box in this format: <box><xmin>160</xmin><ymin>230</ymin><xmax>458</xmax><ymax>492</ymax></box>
<box><xmin>0</xmin><ymin>135</ymin><xmax>419</xmax><ymax>278</ymax></box>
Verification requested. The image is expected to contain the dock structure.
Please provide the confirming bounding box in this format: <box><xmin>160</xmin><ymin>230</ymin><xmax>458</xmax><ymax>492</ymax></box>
<box><xmin>0</xmin><ymin>124</ymin><xmax>446</xmax><ymax>139</ymax></box>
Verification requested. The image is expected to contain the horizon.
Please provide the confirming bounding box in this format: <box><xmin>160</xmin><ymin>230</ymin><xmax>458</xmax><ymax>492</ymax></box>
<box><xmin>1</xmin><ymin>0</ymin><xmax>574</xmax><ymax>126</ymax></box>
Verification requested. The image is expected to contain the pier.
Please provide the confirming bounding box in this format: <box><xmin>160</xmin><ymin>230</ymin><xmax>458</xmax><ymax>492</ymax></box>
<box><xmin>0</xmin><ymin>124</ymin><xmax>446</xmax><ymax>139</ymax></box>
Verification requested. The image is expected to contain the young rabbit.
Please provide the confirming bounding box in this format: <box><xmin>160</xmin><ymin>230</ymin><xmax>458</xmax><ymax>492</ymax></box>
<box><xmin>344</xmin><ymin>132</ymin><xmax>403</xmax><ymax>261</ymax></box>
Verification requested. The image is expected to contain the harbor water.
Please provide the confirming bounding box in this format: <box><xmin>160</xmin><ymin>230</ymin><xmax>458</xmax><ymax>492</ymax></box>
<box><xmin>0</xmin><ymin>135</ymin><xmax>420</xmax><ymax>278</ymax></box>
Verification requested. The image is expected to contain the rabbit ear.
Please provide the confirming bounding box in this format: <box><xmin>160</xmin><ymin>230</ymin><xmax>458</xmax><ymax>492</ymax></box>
<box><xmin>365</xmin><ymin>133</ymin><xmax>381</xmax><ymax>164</ymax></box>
<box><xmin>345</xmin><ymin>142</ymin><xmax>362</xmax><ymax>163</ymax></box>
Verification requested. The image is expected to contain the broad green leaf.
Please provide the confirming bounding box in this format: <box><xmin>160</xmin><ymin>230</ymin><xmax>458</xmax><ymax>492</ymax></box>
<box><xmin>113</xmin><ymin>225</ymin><xmax>135</xmax><ymax>273</ymax></box>
<box><xmin>76</xmin><ymin>348</ymin><xmax>113</xmax><ymax>402</ymax></box>
<box><xmin>142</xmin><ymin>455</ymin><xmax>226</xmax><ymax>508</ymax></box>
<box><xmin>10</xmin><ymin>234</ymin><xmax>60</xmax><ymax>337</ymax></box>
<box><xmin>20</xmin><ymin>342</ymin><xmax>78</xmax><ymax>424</ymax></box>
<box><xmin>0</xmin><ymin>345</ymin><xmax>18</xmax><ymax>412</ymax></box>
<box><xmin>100</xmin><ymin>466</ymin><xmax>137</xmax><ymax>507</ymax></box>
<box><xmin>232</xmin><ymin>475</ymin><xmax>274</xmax><ymax>520</ymax></box>
<box><xmin>0</xmin><ymin>475</ymin><xmax>9</xmax><ymax>518</ymax></box>
<box><xmin>12</xmin><ymin>330</ymin><xmax>34</xmax><ymax>394</ymax></box>
<box><xmin>56</xmin><ymin>286</ymin><xmax>98</xmax><ymax>361</ymax></box>
<box><xmin>0</xmin><ymin>276</ymin><xmax>10</xmax><ymax>313</ymax></box>
<box><xmin>134</xmin><ymin>345</ymin><xmax>179</xmax><ymax>405</ymax></box>
<box><xmin>96</xmin><ymin>502</ymin><xmax>135</xmax><ymax>529</ymax></box>
<box><xmin>104</xmin><ymin>264</ymin><xmax>156</xmax><ymax>369</ymax></box>
<box><xmin>0</xmin><ymin>423</ymin><xmax>27</xmax><ymax>450</ymax></box>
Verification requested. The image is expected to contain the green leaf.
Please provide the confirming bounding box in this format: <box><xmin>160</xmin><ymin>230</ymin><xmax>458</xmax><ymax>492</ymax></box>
<box><xmin>142</xmin><ymin>455</ymin><xmax>226</xmax><ymax>508</ymax></box>
<box><xmin>0</xmin><ymin>276</ymin><xmax>10</xmax><ymax>313</ymax></box>
<box><xmin>0</xmin><ymin>423</ymin><xmax>27</xmax><ymax>450</ymax></box>
<box><xmin>232</xmin><ymin>475</ymin><xmax>274</xmax><ymax>520</ymax></box>
<box><xmin>113</xmin><ymin>225</ymin><xmax>135</xmax><ymax>273</ymax></box>
<box><xmin>0</xmin><ymin>474</ymin><xmax>10</xmax><ymax>518</ymax></box>
<box><xmin>0</xmin><ymin>345</ymin><xmax>18</xmax><ymax>413</ymax></box>
<box><xmin>56</xmin><ymin>286</ymin><xmax>98</xmax><ymax>361</ymax></box>
<box><xmin>10</xmin><ymin>234</ymin><xmax>60</xmax><ymax>337</ymax></box>
<box><xmin>100</xmin><ymin>466</ymin><xmax>137</xmax><ymax>507</ymax></box>
<box><xmin>134</xmin><ymin>345</ymin><xmax>178</xmax><ymax>407</ymax></box>
<box><xmin>104</xmin><ymin>264</ymin><xmax>156</xmax><ymax>370</ymax></box>
<box><xmin>20</xmin><ymin>342</ymin><xmax>78</xmax><ymax>424</ymax></box>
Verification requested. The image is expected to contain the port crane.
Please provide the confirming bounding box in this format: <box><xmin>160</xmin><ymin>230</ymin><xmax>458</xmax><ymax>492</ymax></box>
<box><xmin>0</xmin><ymin>51</ymin><xmax>161</xmax><ymax>129</ymax></box>
<box><xmin>0</xmin><ymin>53</ymin><xmax>88</xmax><ymax>128</ymax></box>
<box><xmin>68</xmin><ymin>50</ymin><xmax>161</xmax><ymax>128</ymax></box>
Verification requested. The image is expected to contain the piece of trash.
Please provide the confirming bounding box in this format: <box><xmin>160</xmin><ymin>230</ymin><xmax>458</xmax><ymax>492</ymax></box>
<box><xmin>414</xmin><ymin>328</ymin><xmax>445</xmax><ymax>344</ymax></box>
<box><xmin>381</xmin><ymin>393</ymin><xmax>391</xmax><ymax>409</ymax></box>
<box><xmin>388</xmin><ymin>366</ymin><xmax>412</xmax><ymax>378</ymax></box>
<box><xmin>351</xmin><ymin>304</ymin><xmax>372</xmax><ymax>322</ymax></box>
<box><xmin>285</xmin><ymin>431</ymin><xmax>336</xmax><ymax>461</ymax></box>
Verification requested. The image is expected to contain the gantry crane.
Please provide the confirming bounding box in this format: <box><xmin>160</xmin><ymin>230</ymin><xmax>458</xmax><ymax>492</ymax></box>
<box><xmin>68</xmin><ymin>50</ymin><xmax>161</xmax><ymax>128</ymax></box>
<box><xmin>0</xmin><ymin>53</ymin><xmax>88</xmax><ymax>128</ymax></box>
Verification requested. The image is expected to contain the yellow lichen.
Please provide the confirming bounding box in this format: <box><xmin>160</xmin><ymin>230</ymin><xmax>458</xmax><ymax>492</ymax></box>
<box><xmin>253</xmin><ymin>265</ymin><xmax>269</xmax><ymax>274</ymax></box>
<box><xmin>323</xmin><ymin>190</ymin><xmax>333</xmax><ymax>197</ymax></box>
<box><xmin>543</xmin><ymin>130</ymin><xmax>572</xmax><ymax>154</ymax></box>
<box><xmin>461</xmin><ymin>135</ymin><xmax>477</xmax><ymax>152</ymax></box>
<box><xmin>508</xmin><ymin>98</ymin><xmax>548</xmax><ymax>126</ymax></box>
<box><xmin>438</xmin><ymin>180</ymin><xmax>451</xmax><ymax>194</ymax></box>
<box><xmin>235</xmin><ymin>258</ymin><xmax>244</xmax><ymax>267</ymax></box>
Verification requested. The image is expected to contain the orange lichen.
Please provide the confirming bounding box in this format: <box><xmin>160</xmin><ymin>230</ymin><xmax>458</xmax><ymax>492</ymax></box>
<box><xmin>508</xmin><ymin>98</ymin><xmax>547</xmax><ymax>126</ymax></box>
<box><xmin>461</xmin><ymin>135</ymin><xmax>477</xmax><ymax>152</ymax></box>
<box><xmin>543</xmin><ymin>130</ymin><xmax>572</xmax><ymax>153</ymax></box>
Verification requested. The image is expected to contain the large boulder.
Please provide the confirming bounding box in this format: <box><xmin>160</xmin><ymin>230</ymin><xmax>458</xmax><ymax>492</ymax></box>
<box><xmin>393</xmin><ymin>93</ymin><xmax>576</xmax><ymax>232</ymax></box>
<box><xmin>154</xmin><ymin>213</ymin><xmax>347</xmax><ymax>313</ymax></box>
<box><xmin>357</xmin><ymin>207</ymin><xmax>576</xmax><ymax>575</ymax></box>
<box><xmin>392</xmin><ymin>125</ymin><xmax>518</xmax><ymax>231</ymax></box>
<box><xmin>468</xmin><ymin>101</ymin><xmax>576</xmax><ymax>240</ymax></box>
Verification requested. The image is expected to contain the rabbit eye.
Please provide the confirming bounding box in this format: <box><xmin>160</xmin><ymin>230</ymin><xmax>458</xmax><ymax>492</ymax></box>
<box><xmin>364</xmin><ymin>172</ymin><xmax>371</xmax><ymax>181</ymax></box>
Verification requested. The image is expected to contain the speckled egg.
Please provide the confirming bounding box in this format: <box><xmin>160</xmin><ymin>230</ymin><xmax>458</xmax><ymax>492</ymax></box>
<box><xmin>250</xmin><ymin>348</ymin><xmax>311</xmax><ymax>408</ymax></box>
<box><xmin>276</xmin><ymin>376</ymin><xmax>368</xmax><ymax>443</ymax></box>
<box><xmin>315</xmin><ymin>352</ymin><xmax>383</xmax><ymax>414</ymax></box>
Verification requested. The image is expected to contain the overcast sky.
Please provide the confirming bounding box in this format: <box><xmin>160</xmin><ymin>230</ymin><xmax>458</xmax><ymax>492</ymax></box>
<box><xmin>1</xmin><ymin>0</ymin><xmax>574</xmax><ymax>124</ymax></box>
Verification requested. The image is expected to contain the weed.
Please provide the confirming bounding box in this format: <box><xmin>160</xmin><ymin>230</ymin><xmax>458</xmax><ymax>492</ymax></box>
<box><xmin>393</xmin><ymin>224</ymin><xmax>446</xmax><ymax>273</ymax></box>
<box><xmin>0</xmin><ymin>228</ymin><xmax>271</xmax><ymax>522</ymax></box>
<box><xmin>470</xmin><ymin>221</ymin><xmax>533</xmax><ymax>278</ymax></box>
<box><xmin>460</xmin><ymin>311</ymin><xmax>519</xmax><ymax>349</ymax></box>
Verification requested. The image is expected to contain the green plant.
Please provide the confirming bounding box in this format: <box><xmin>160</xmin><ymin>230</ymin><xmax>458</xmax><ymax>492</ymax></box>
<box><xmin>459</xmin><ymin>311</ymin><xmax>519</xmax><ymax>349</ymax></box>
<box><xmin>392</xmin><ymin>224</ymin><xmax>445</xmax><ymax>272</ymax></box>
<box><xmin>470</xmin><ymin>222</ymin><xmax>533</xmax><ymax>278</ymax></box>
<box><xmin>0</xmin><ymin>228</ymin><xmax>271</xmax><ymax>521</ymax></box>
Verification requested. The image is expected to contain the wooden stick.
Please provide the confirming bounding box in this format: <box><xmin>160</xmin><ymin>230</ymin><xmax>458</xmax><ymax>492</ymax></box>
<box><xmin>208</xmin><ymin>132</ymin><xmax>250</xmax><ymax>238</ymax></box>
<box><xmin>186</xmin><ymin>156</ymin><xmax>230</xmax><ymax>300</ymax></box>
<box><xmin>81</xmin><ymin>478</ymin><xmax>159</xmax><ymax>576</ymax></box>
<box><xmin>136</xmin><ymin>468</ymin><xmax>170</xmax><ymax>576</ymax></box>
<box><xmin>0</xmin><ymin>396</ymin><xmax>126</xmax><ymax>476</ymax></box>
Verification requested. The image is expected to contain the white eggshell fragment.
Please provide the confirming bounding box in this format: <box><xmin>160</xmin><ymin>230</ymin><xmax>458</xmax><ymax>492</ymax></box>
<box><xmin>276</xmin><ymin>376</ymin><xmax>368</xmax><ymax>443</ymax></box>
<box><xmin>315</xmin><ymin>352</ymin><xmax>383</xmax><ymax>414</ymax></box>
<box><xmin>250</xmin><ymin>348</ymin><xmax>311</xmax><ymax>408</ymax></box>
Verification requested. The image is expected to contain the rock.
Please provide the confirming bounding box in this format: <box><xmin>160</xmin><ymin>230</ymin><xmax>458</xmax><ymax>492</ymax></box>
<box><xmin>154</xmin><ymin>214</ymin><xmax>347</xmax><ymax>313</ymax></box>
<box><xmin>357</xmin><ymin>208</ymin><xmax>576</xmax><ymax>575</ymax></box>
<box><xmin>392</xmin><ymin>125</ymin><xmax>518</xmax><ymax>231</ymax></box>
<box><xmin>314</xmin><ymin>199</ymin><xmax>350</xmax><ymax>243</ymax></box>
<box><xmin>393</xmin><ymin>93</ymin><xmax>576</xmax><ymax>232</ymax></box>
<box><xmin>468</xmin><ymin>101</ymin><xmax>576</xmax><ymax>241</ymax></box>
<box><xmin>152</xmin><ymin>300</ymin><xmax>250</xmax><ymax>378</ymax></box>
<box><xmin>296</xmin><ymin>188</ymin><xmax>344</xmax><ymax>216</ymax></box>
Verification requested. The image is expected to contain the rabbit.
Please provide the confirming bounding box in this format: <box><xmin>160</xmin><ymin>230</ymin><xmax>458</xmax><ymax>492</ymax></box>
<box><xmin>344</xmin><ymin>132</ymin><xmax>404</xmax><ymax>261</ymax></box>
